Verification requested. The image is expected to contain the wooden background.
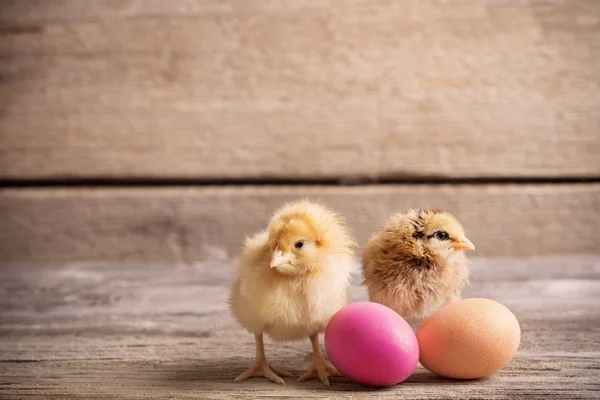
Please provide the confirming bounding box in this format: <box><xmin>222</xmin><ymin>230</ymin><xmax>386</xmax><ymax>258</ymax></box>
<box><xmin>1</xmin><ymin>0</ymin><xmax>599</xmax><ymax>263</ymax></box>
<box><xmin>1</xmin><ymin>1</ymin><xmax>599</xmax><ymax>399</ymax></box>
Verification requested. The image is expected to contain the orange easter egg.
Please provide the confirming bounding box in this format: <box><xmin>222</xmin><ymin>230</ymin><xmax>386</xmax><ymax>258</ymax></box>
<box><xmin>417</xmin><ymin>298</ymin><xmax>520</xmax><ymax>379</ymax></box>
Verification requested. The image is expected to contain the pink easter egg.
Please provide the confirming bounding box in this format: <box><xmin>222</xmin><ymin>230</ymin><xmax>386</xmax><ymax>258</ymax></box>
<box><xmin>325</xmin><ymin>302</ymin><xmax>419</xmax><ymax>387</ymax></box>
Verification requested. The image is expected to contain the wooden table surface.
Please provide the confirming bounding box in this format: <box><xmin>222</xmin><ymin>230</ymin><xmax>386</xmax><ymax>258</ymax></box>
<box><xmin>1</xmin><ymin>256</ymin><xmax>599</xmax><ymax>399</ymax></box>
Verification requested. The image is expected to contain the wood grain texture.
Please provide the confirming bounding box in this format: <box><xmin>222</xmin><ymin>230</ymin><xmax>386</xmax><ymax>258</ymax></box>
<box><xmin>1</xmin><ymin>184</ymin><xmax>599</xmax><ymax>263</ymax></box>
<box><xmin>1</xmin><ymin>256</ymin><xmax>599</xmax><ymax>399</ymax></box>
<box><xmin>1</xmin><ymin>0</ymin><xmax>599</xmax><ymax>179</ymax></box>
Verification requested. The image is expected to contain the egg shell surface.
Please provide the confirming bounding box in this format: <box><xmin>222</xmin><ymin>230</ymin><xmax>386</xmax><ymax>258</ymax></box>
<box><xmin>417</xmin><ymin>298</ymin><xmax>521</xmax><ymax>379</ymax></box>
<box><xmin>325</xmin><ymin>302</ymin><xmax>419</xmax><ymax>387</ymax></box>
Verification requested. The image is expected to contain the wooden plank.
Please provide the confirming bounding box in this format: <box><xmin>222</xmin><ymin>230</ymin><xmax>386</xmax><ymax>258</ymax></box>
<box><xmin>0</xmin><ymin>257</ymin><xmax>599</xmax><ymax>399</ymax></box>
<box><xmin>1</xmin><ymin>0</ymin><xmax>599</xmax><ymax>179</ymax></box>
<box><xmin>0</xmin><ymin>183</ymin><xmax>599</xmax><ymax>263</ymax></box>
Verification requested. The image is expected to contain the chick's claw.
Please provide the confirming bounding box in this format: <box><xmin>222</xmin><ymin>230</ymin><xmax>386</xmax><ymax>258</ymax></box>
<box><xmin>326</xmin><ymin>362</ymin><xmax>342</xmax><ymax>377</ymax></box>
<box><xmin>268</xmin><ymin>363</ymin><xmax>293</xmax><ymax>378</ymax></box>
<box><xmin>298</xmin><ymin>357</ymin><xmax>341</xmax><ymax>386</ymax></box>
<box><xmin>233</xmin><ymin>360</ymin><xmax>289</xmax><ymax>384</ymax></box>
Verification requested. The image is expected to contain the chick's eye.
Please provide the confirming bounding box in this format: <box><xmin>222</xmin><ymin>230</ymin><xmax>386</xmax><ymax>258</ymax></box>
<box><xmin>294</xmin><ymin>240</ymin><xmax>305</xmax><ymax>249</ymax></box>
<box><xmin>434</xmin><ymin>231</ymin><xmax>450</xmax><ymax>241</ymax></box>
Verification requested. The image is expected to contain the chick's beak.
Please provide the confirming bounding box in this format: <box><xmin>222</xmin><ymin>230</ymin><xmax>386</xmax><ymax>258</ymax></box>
<box><xmin>270</xmin><ymin>249</ymin><xmax>291</xmax><ymax>268</ymax></box>
<box><xmin>452</xmin><ymin>237</ymin><xmax>475</xmax><ymax>251</ymax></box>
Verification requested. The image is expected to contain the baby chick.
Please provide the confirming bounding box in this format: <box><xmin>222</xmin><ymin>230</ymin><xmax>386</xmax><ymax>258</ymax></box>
<box><xmin>362</xmin><ymin>209</ymin><xmax>474</xmax><ymax>324</ymax></box>
<box><xmin>230</xmin><ymin>200</ymin><xmax>355</xmax><ymax>385</ymax></box>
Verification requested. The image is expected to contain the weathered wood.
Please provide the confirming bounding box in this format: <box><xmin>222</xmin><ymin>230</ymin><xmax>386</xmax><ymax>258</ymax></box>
<box><xmin>1</xmin><ymin>0</ymin><xmax>599</xmax><ymax>179</ymax></box>
<box><xmin>0</xmin><ymin>256</ymin><xmax>599</xmax><ymax>399</ymax></box>
<box><xmin>0</xmin><ymin>184</ymin><xmax>599</xmax><ymax>263</ymax></box>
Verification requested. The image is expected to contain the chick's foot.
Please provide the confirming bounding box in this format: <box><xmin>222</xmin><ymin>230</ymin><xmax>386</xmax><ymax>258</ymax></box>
<box><xmin>297</xmin><ymin>334</ymin><xmax>341</xmax><ymax>386</ymax></box>
<box><xmin>268</xmin><ymin>363</ymin><xmax>294</xmax><ymax>378</ymax></box>
<box><xmin>233</xmin><ymin>333</ymin><xmax>292</xmax><ymax>384</ymax></box>
<box><xmin>297</xmin><ymin>358</ymin><xmax>341</xmax><ymax>386</ymax></box>
<box><xmin>234</xmin><ymin>360</ymin><xmax>292</xmax><ymax>384</ymax></box>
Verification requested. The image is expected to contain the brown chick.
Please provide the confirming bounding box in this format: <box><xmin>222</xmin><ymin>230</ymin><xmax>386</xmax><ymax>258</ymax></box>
<box><xmin>362</xmin><ymin>209</ymin><xmax>475</xmax><ymax>325</ymax></box>
<box><xmin>230</xmin><ymin>200</ymin><xmax>355</xmax><ymax>385</ymax></box>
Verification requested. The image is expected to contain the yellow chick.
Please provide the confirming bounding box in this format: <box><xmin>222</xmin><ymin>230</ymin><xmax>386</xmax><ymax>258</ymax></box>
<box><xmin>230</xmin><ymin>200</ymin><xmax>356</xmax><ymax>385</ymax></box>
<box><xmin>362</xmin><ymin>209</ymin><xmax>475</xmax><ymax>324</ymax></box>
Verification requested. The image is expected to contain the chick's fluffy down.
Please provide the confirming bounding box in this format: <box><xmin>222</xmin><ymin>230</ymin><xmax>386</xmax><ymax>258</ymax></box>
<box><xmin>362</xmin><ymin>209</ymin><xmax>471</xmax><ymax>324</ymax></box>
<box><xmin>230</xmin><ymin>203</ymin><xmax>355</xmax><ymax>341</ymax></box>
